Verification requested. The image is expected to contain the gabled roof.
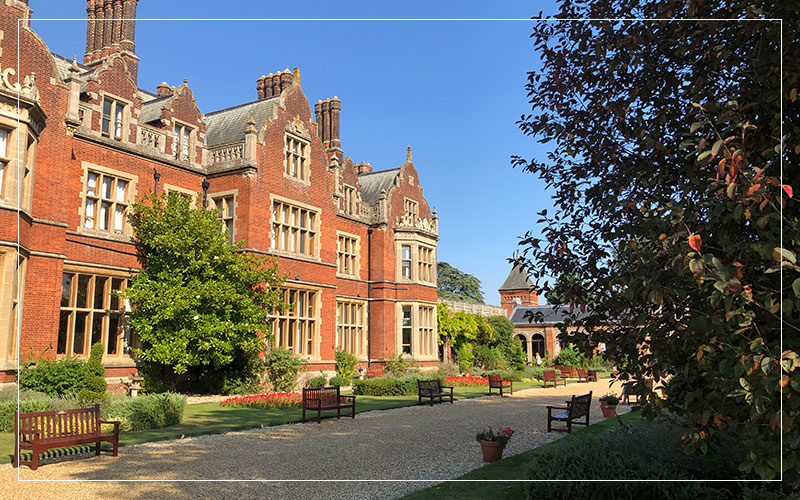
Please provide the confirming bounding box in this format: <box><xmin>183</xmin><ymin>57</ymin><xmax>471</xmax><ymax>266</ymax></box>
<box><xmin>499</xmin><ymin>263</ymin><xmax>534</xmax><ymax>291</ymax></box>
<box><xmin>138</xmin><ymin>94</ymin><xmax>173</xmax><ymax>124</ymax></box>
<box><xmin>358</xmin><ymin>168</ymin><xmax>400</xmax><ymax>205</ymax></box>
<box><xmin>509</xmin><ymin>305</ymin><xmax>590</xmax><ymax>326</ymax></box>
<box><xmin>204</xmin><ymin>97</ymin><xmax>278</xmax><ymax>146</ymax></box>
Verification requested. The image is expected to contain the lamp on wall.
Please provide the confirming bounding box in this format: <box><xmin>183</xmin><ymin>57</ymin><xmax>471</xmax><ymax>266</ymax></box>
<box><xmin>201</xmin><ymin>178</ymin><xmax>210</xmax><ymax>206</ymax></box>
<box><xmin>153</xmin><ymin>168</ymin><xmax>161</xmax><ymax>195</ymax></box>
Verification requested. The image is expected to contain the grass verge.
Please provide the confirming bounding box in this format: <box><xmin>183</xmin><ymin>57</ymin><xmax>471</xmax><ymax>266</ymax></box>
<box><xmin>399</xmin><ymin>410</ymin><xmax>642</xmax><ymax>500</ymax></box>
<box><xmin>1</xmin><ymin>378</ymin><xmax>573</xmax><ymax>465</ymax></box>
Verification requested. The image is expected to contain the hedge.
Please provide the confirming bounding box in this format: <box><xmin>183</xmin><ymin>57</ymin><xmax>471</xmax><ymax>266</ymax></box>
<box><xmin>352</xmin><ymin>375</ymin><xmax>445</xmax><ymax>396</ymax></box>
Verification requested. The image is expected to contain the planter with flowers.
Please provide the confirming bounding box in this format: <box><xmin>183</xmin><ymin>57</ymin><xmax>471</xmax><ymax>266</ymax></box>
<box><xmin>476</xmin><ymin>426</ymin><xmax>515</xmax><ymax>462</ymax></box>
<box><xmin>599</xmin><ymin>394</ymin><xmax>620</xmax><ymax>418</ymax></box>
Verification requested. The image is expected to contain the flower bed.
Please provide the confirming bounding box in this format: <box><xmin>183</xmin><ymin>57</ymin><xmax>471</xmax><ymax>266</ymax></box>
<box><xmin>219</xmin><ymin>392</ymin><xmax>302</xmax><ymax>409</ymax></box>
<box><xmin>445</xmin><ymin>376</ymin><xmax>489</xmax><ymax>386</ymax></box>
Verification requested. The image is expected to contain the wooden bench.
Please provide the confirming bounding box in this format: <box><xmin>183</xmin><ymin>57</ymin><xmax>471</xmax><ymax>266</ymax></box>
<box><xmin>547</xmin><ymin>391</ymin><xmax>592</xmax><ymax>433</ymax></box>
<box><xmin>576</xmin><ymin>368</ymin><xmax>589</xmax><ymax>382</ymax></box>
<box><xmin>301</xmin><ymin>386</ymin><xmax>356</xmax><ymax>423</ymax></box>
<box><xmin>543</xmin><ymin>369</ymin><xmax>567</xmax><ymax>388</ymax></box>
<box><xmin>13</xmin><ymin>404</ymin><xmax>119</xmax><ymax>470</ymax></box>
<box><xmin>487</xmin><ymin>373</ymin><xmax>513</xmax><ymax>396</ymax></box>
<box><xmin>417</xmin><ymin>379</ymin><xmax>454</xmax><ymax>406</ymax></box>
<box><xmin>587</xmin><ymin>369</ymin><xmax>598</xmax><ymax>382</ymax></box>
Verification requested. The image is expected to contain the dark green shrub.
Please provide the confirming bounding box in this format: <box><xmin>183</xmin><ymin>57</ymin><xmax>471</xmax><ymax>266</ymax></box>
<box><xmin>335</xmin><ymin>349</ymin><xmax>359</xmax><ymax>381</ymax></box>
<box><xmin>473</xmin><ymin>345</ymin><xmax>508</xmax><ymax>370</ymax></box>
<box><xmin>106</xmin><ymin>393</ymin><xmax>186</xmax><ymax>432</ymax></box>
<box><xmin>384</xmin><ymin>354</ymin><xmax>419</xmax><ymax>377</ymax></box>
<box><xmin>352</xmin><ymin>375</ymin><xmax>444</xmax><ymax>396</ymax></box>
<box><xmin>78</xmin><ymin>343</ymin><xmax>108</xmax><ymax>402</ymax></box>
<box><xmin>525</xmin><ymin>419</ymin><xmax>756</xmax><ymax>500</ymax></box>
<box><xmin>484</xmin><ymin>369</ymin><xmax>530</xmax><ymax>382</ymax></box>
<box><xmin>17</xmin><ymin>357</ymin><xmax>87</xmax><ymax>396</ymax></box>
<box><xmin>0</xmin><ymin>391</ymin><xmax>53</xmax><ymax>432</ymax></box>
<box><xmin>328</xmin><ymin>375</ymin><xmax>350</xmax><ymax>387</ymax></box>
<box><xmin>305</xmin><ymin>373</ymin><xmax>327</xmax><ymax>388</ymax></box>
<box><xmin>488</xmin><ymin>315</ymin><xmax>526</xmax><ymax>370</ymax></box>
<box><xmin>553</xmin><ymin>343</ymin><xmax>584</xmax><ymax>368</ymax></box>
<box><xmin>264</xmin><ymin>347</ymin><xmax>306</xmax><ymax>392</ymax></box>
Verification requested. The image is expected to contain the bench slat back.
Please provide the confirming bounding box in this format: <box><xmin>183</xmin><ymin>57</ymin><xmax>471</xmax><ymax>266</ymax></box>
<box><xmin>488</xmin><ymin>374</ymin><xmax>502</xmax><ymax>384</ymax></box>
<box><xmin>303</xmin><ymin>386</ymin><xmax>340</xmax><ymax>406</ymax></box>
<box><xmin>577</xmin><ymin>369</ymin><xmax>588</xmax><ymax>378</ymax></box>
<box><xmin>569</xmin><ymin>392</ymin><xmax>592</xmax><ymax>419</ymax></box>
<box><xmin>543</xmin><ymin>370</ymin><xmax>557</xmax><ymax>381</ymax></box>
<box><xmin>417</xmin><ymin>379</ymin><xmax>442</xmax><ymax>393</ymax></box>
<box><xmin>16</xmin><ymin>406</ymin><xmax>100</xmax><ymax>441</ymax></box>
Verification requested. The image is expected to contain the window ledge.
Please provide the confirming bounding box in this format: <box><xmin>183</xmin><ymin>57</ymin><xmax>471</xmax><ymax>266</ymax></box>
<box><xmin>67</xmin><ymin>228</ymin><xmax>135</xmax><ymax>244</ymax></box>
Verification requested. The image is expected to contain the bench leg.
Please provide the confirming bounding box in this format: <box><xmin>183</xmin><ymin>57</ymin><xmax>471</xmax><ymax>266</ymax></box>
<box><xmin>95</xmin><ymin>440</ymin><xmax>101</xmax><ymax>456</ymax></box>
<box><xmin>302</xmin><ymin>407</ymin><xmax>306</xmax><ymax>423</ymax></box>
<box><xmin>112</xmin><ymin>438</ymin><xmax>118</xmax><ymax>457</ymax></box>
<box><xmin>30</xmin><ymin>448</ymin><xmax>38</xmax><ymax>471</ymax></box>
<box><xmin>337</xmin><ymin>407</ymin><xmax>341</xmax><ymax>419</ymax></box>
<box><xmin>317</xmin><ymin>409</ymin><xmax>321</xmax><ymax>424</ymax></box>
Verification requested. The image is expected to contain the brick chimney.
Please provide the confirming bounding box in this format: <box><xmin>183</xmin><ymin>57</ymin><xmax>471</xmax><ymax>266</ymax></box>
<box><xmin>314</xmin><ymin>97</ymin><xmax>342</xmax><ymax>152</ymax></box>
<box><xmin>84</xmin><ymin>0</ymin><xmax>139</xmax><ymax>81</ymax></box>
<box><xmin>156</xmin><ymin>82</ymin><xmax>173</xmax><ymax>97</ymax></box>
<box><xmin>357</xmin><ymin>162</ymin><xmax>373</xmax><ymax>174</ymax></box>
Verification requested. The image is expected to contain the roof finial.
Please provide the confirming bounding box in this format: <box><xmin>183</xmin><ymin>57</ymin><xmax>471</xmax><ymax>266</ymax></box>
<box><xmin>183</xmin><ymin>77</ymin><xmax>188</xmax><ymax>84</ymax></box>
<box><xmin>293</xmin><ymin>67</ymin><xmax>301</xmax><ymax>85</ymax></box>
<box><xmin>406</xmin><ymin>145</ymin><xmax>412</xmax><ymax>162</ymax></box>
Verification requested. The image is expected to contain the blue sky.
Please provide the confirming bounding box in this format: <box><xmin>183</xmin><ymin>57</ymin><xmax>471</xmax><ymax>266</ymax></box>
<box><xmin>30</xmin><ymin>0</ymin><xmax>560</xmax><ymax>305</ymax></box>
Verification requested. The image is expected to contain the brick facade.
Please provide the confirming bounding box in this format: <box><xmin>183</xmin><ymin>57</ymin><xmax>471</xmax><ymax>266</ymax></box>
<box><xmin>0</xmin><ymin>1</ymin><xmax>439</xmax><ymax>384</ymax></box>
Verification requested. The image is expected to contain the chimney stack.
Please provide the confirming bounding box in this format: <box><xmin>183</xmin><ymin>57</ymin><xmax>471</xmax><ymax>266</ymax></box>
<box><xmin>314</xmin><ymin>97</ymin><xmax>342</xmax><ymax>152</ymax></box>
<box><xmin>357</xmin><ymin>162</ymin><xmax>373</xmax><ymax>175</ymax></box>
<box><xmin>280</xmin><ymin>69</ymin><xmax>293</xmax><ymax>92</ymax></box>
<box><xmin>156</xmin><ymin>82</ymin><xmax>173</xmax><ymax>97</ymax></box>
<box><xmin>84</xmin><ymin>0</ymin><xmax>139</xmax><ymax>74</ymax></box>
<box><xmin>257</xmin><ymin>75</ymin><xmax>267</xmax><ymax>99</ymax></box>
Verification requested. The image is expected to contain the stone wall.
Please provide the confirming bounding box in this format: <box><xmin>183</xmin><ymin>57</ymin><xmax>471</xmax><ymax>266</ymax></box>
<box><xmin>437</xmin><ymin>298</ymin><xmax>505</xmax><ymax>318</ymax></box>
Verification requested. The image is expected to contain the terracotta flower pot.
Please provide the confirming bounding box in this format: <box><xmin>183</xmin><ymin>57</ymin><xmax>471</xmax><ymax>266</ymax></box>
<box><xmin>600</xmin><ymin>402</ymin><xmax>617</xmax><ymax>418</ymax></box>
<box><xmin>479</xmin><ymin>440</ymin><xmax>504</xmax><ymax>463</ymax></box>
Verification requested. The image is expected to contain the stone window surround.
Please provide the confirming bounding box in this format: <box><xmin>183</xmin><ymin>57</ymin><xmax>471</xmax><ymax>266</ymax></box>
<box><xmin>269</xmin><ymin>194</ymin><xmax>322</xmax><ymax>262</ymax></box>
<box><xmin>283</xmin><ymin>132</ymin><xmax>310</xmax><ymax>184</ymax></box>
<box><xmin>394</xmin><ymin>236</ymin><xmax>438</xmax><ymax>285</ymax></box>
<box><xmin>0</xmin><ymin>245</ymin><xmax>27</xmax><ymax>371</ymax></box>
<box><xmin>0</xmin><ymin>114</ymin><xmax>37</xmax><ymax>213</ymax></box>
<box><xmin>341</xmin><ymin>183</ymin><xmax>358</xmax><ymax>215</ymax></box>
<box><xmin>208</xmin><ymin>189</ymin><xmax>238</xmax><ymax>244</ymax></box>
<box><xmin>77</xmin><ymin>161</ymin><xmax>139</xmax><ymax>239</ymax></box>
<box><xmin>98</xmin><ymin>92</ymin><xmax>132</xmax><ymax>142</ymax></box>
<box><xmin>335</xmin><ymin>297</ymin><xmax>368</xmax><ymax>360</ymax></box>
<box><xmin>403</xmin><ymin>197</ymin><xmax>419</xmax><ymax>218</ymax></box>
<box><xmin>268</xmin><ymin>285</ymin><xmax>321</xmax><ymax>361</ymax></box>
<box><xmin>171</xmin><ymin>118</ymin><xmax>196</xmax><ymax>164</ymax></box>
<box><xmin>394</xmin><ymin>301</ymin><xmax>438</xmax><ymax>361</ymax></box>
<box><xmin>335</xmin><ymin>230</ymin><xmax>360</xmax><ymax>279</ymax></box>
<box><xmin>56</xmin><ymin>264</ymin><xmax>135</xmax><ymax>361</ymax></box>
<box><xmin>163</xmin><ymin>183</ymin><xmax>198</xmax><ymax>208</ymax></box>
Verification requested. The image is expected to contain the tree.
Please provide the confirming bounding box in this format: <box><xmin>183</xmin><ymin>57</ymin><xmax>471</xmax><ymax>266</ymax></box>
<box><xmin>513</xmin><ymin>1</ymin><xmax>798</xmax><ymax>481</ymax></box>
<box><xmin>437</xmin><ymin>262</ymin><xmax>484</xmax><ymax>303</ymax></box>
<box><xmin>488</xmin><ymin>315</ymin><xmax>526</xmax><ymax>370</ymax></box>
<box><xmin>437</xmin><ymin>303</ymin><xmax>479</xmax><ymax>372</ymax></box>
<box><xmin>124</xmin><ymin>193</ymin><xmax>286</xmax><ymax>392</ymax></box>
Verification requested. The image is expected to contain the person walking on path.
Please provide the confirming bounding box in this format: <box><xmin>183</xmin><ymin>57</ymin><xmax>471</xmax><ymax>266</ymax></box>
<box><xmin>535</xmin><ymin>352</ymin><xmax>542</xmax><ymax>366</ymax></box>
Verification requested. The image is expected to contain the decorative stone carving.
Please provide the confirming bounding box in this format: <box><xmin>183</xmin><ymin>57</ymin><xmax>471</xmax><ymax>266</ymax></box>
<box><xmin>394</xmin><ymin>213</ymin><xmax>439</xmax><ymax>236</ymax></box>
<box><xmin>285</xmin><ymin>118</ymin><xmax>311</xmax><ymax>140</ymax></box>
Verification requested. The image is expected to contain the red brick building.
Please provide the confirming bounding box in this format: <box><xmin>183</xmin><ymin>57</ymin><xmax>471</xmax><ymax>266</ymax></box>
<box><xmin>0</xmin><ymin>0</ymin><xmax>439</xmax><ymax>385</ymax></box>
<box><xmin>499</xmin><ymin>263</ymin><xmax>586</xmax><ymax>364</ymax></box>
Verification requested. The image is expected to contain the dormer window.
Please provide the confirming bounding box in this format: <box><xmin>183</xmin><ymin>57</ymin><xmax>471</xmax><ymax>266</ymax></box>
<box><xmin>404</xmin><ymin>198</ymin><xmax>419</xmax><ymax>218</ymax></box>
<box><xmin>285</xmin><ymin>133</ymin><xmax>309</xmax><ymax>182</ymax></box>
<box><xmin>173</xmin><ymin>123</ymin><xmax>193</xmax><ymax>162</ymax></box>
<box><xmin>101</xmin><ymin>98</ymin><xmax>125</xmax><ymax>140</ymax></box>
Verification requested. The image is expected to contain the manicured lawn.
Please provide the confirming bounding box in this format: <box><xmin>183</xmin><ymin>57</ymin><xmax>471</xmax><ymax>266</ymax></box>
<box><xmin>0</xmin><ymin>378</ymin><xmax>563</xmax><ymax>464</ymax></box>
<box><xmin>399</xmin><ymin>411</ymin><xmax>642</xmax><ymax>500</ymax></box>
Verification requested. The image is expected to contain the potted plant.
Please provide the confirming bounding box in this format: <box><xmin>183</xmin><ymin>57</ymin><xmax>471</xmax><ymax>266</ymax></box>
<box><xmin>476</xmin><ymin>426</ymin><xmax>515</xmax><ymax>462</ymax></box>
<box><xmin>599</xmin><ymin>394</ymin><xmax>620</xmax><ymax>418</ymax></box>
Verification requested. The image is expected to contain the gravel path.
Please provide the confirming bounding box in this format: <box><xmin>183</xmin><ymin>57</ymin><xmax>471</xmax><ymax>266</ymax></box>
<box><xmin>1</xmin><ymin>379</ymin><xmax>627</xmax><ymax>500</ymax></box>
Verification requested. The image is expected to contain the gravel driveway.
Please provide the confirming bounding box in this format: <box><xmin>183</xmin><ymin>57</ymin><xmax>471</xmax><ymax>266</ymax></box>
<box><xmin>1</xmin><ymin>379</ymin><xmax>627</xmax><ymax>500</ymax></box>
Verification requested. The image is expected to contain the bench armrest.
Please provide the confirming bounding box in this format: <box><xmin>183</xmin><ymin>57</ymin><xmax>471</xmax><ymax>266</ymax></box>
<box><xmin>441</xmin><ymin>385</ymin><xmax>454</xmax><ymax>391</ymax></box>
<box><xmin>546</xmin><ymin>405</ymin><xmax>569</xmax><ymax>411</ymax></box>
<box><xmin>99</xmin><ymin>420</ymin><xmax>121</xmax><ymax>432</ymax></box>
<box><xmin>339</xmin><ymin>395</ymin><xmax>356</xmax><ymax>402</ymax></box>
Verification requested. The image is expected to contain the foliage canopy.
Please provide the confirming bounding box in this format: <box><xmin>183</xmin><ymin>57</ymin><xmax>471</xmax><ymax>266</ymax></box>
<box><xmin>437</xmin><ymin>262</ymin><xmax>485</xmax><ymax>303</ymax></box>
<box><xmin>514</xmin><ymin>1</ymin><xmax>798</xmax><ymax>480</ymax></box>
<box><xmin>124</xmin><ymin>193</ymin><xmax>285</xmax><ymax>391</ymax></box>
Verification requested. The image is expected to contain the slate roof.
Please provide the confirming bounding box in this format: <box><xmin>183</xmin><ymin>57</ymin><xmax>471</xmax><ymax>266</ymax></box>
<box><xmin>358</xmin><ymin>168</ymin><xmax>400</xmax><ymax>205</ymax></box>
<box><xmin>138</xmin><ymin>95</ymin><xmax>173</xmax><ymax>124</ymax></box>
<box><xmin>204</xmin><ymin>97</ymin><xmax>278</xmax><ymax>147</ymax></box>
<box><xmin>509</xmin><ymin>305</ymin><xmax>591</xmax><ymax>326</ymax></box>
<box><xmin>499</xmin><ymin>263</ymin><xmax>534</xmax><ymax>291</ymax></box>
